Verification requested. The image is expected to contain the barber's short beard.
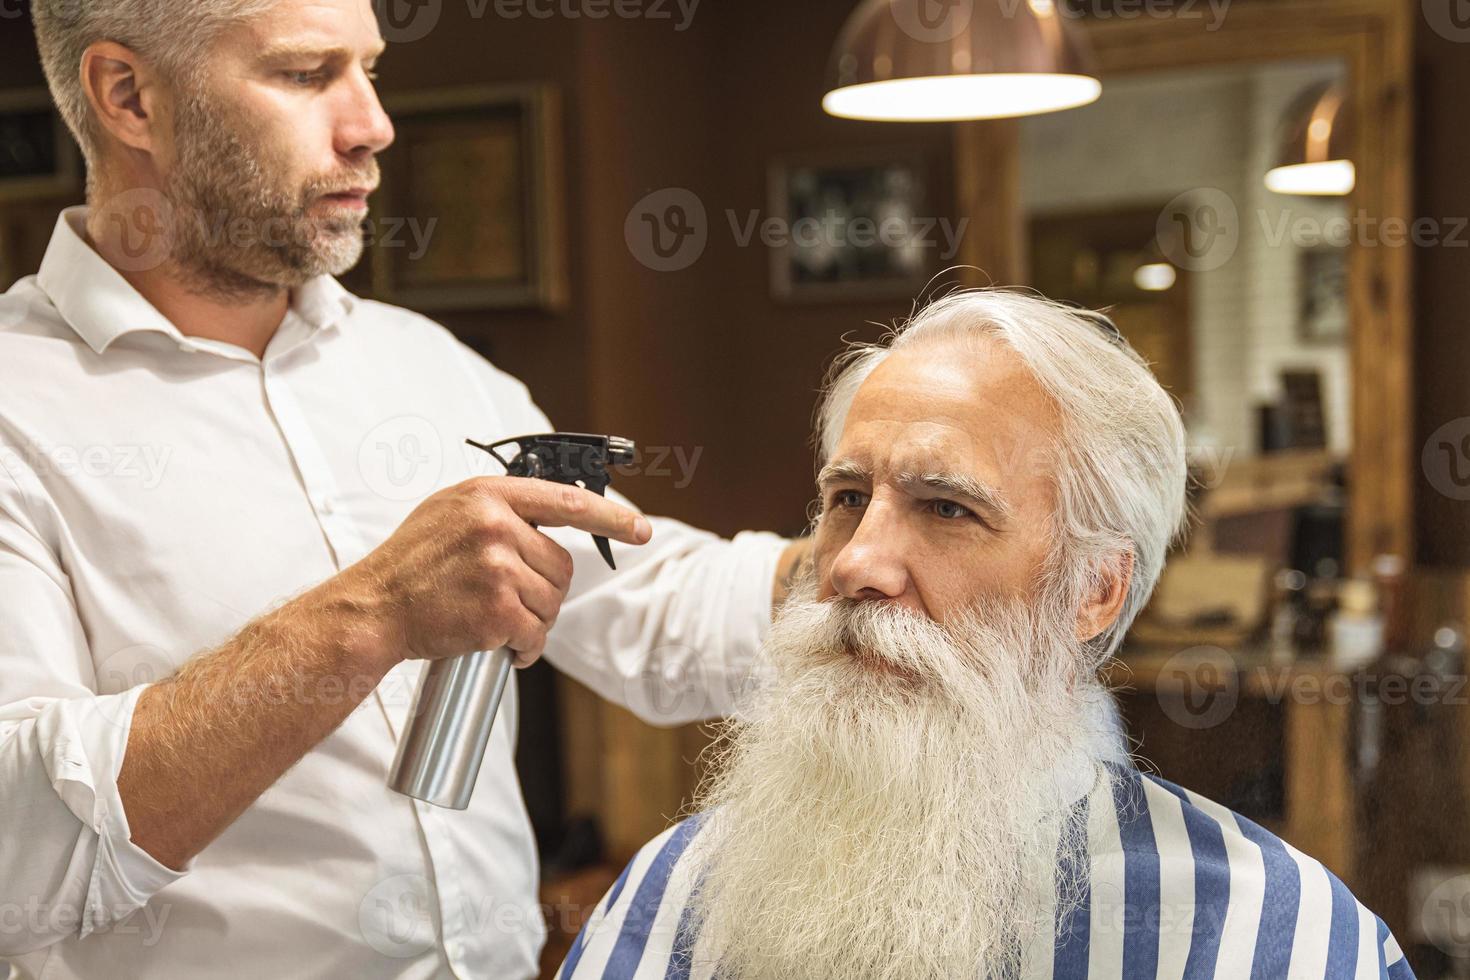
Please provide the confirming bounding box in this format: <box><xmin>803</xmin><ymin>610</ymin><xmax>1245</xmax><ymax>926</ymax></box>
<box><xmin>163</xmin><ymin>89</ymin><xmax>375</xmax><ymax>299</ymax></box>
<box><xmin>685</xmin><ymin>577</ymin><xmax>1104</xmax><ymax>980</ymax></box>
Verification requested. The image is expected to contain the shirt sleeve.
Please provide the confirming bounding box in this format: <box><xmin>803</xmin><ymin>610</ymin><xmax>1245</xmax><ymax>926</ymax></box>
<box><xmin>0</xmin><ymin>460</ymin><xmax>188</xmax><ymax>955</ymax></box>
<box><xmin>449</xmin><ymin>338</ymin><xmax>788</xmax><ymax>727</ymax></box>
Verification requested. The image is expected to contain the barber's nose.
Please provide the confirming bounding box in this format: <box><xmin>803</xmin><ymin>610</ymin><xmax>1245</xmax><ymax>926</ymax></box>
<box><xmin>828</xmin><ymin>508</ymin><xmax>911</xmax><ymax>602</ymax></box>
<box><xmin>338</xmin><ymin>74</ymin><xmax>395</xmax><ymax>158</ymax></box>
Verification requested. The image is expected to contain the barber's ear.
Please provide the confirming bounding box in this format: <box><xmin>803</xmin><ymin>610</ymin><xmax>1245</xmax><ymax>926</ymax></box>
<box><xmin>81</xmin><ymin>41</ymin><xmax>165</xmax><ymax>156</ymax></box>
<box><xmin>1074</xmin><ymin>549</ymin><xmax>1135</xmax><ymax>643</ymax></box>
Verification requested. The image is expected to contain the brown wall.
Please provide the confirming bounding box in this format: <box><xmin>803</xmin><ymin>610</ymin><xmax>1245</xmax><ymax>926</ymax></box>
<box><xmin>1413</xmin><ymin>11</ymin><xmax>1470</xmax><ymax>569</ymax></box>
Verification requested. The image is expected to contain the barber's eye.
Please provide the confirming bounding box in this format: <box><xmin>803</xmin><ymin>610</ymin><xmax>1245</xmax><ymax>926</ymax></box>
<box><xmin>832</xmin><ymin>490</ymin><xmax>868</xmax><ymax>509</ymax></box>
<box><xmin>285</xmin><ymin>69</ymin><xmax>326</xmax><ymax>86</ymax></box>
<box><xmin>931</xmin><ymin>499</ymin><xmax>974</xmax><ymax>520</ymax></box>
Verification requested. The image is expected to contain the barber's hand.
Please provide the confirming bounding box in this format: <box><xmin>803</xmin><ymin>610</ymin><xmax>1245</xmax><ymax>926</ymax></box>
<box><xmin>332</xmin><ymin>477</ymin><xmax>652</xmax><ymax>670</ymax></box>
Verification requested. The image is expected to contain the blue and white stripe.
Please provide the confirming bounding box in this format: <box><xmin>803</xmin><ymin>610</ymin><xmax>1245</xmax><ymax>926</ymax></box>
<box><xmin>558</xmin><ymin>762</ymin><xmax>1416</xmax><ymax>979</ymax></box>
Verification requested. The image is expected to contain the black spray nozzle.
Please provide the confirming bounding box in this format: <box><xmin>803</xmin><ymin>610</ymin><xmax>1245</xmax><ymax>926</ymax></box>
<box><xmin>466</xmin><ymin>433</ymin><xmax>637</xmax><ymax>569</ymax></box>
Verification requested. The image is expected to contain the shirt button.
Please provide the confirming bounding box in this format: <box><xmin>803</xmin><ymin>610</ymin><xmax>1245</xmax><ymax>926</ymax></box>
<box><xmin>318</xmin><ymin>495</ymin><xmax>336</xmax><ymax>515</ymax></box>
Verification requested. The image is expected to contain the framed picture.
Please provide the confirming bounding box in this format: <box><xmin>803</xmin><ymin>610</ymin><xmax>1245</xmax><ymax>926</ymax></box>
<box><xmin>1297</xmin><ymin>245</ymin><xmax>1348</xmax><ymax>344</ymax></box>
<box><xmin>366</xmin><ymin>84</ymin><xmax>566</xmax><ymax>311</ymax></box>
<box><xmin>0</xmin><ymin>89</ymin><xmax>83</xmax><ymax>203</ymax></box>
<box><xmin>768</xmin><ymin>148</ymin><xmax>933</xmax><ymax>303</ymax></box>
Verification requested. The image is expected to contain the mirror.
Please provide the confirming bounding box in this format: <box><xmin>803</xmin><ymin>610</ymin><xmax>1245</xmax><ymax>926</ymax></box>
<box><xmin>1019</xmin><ymin>59</ymin><xmax>1351</xmax><ymax>473</ymax></box>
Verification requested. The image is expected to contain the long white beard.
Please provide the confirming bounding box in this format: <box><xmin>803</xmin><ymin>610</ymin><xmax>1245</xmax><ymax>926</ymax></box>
<box><xmin>684</xmin><ymin>577</ymin><xmax>1106</xmax><ymax>980</ymax></box>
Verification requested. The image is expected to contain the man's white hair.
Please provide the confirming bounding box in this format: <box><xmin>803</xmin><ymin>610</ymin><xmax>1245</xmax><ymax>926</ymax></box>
<box><xmin>32</xmin><ymin>0</ymin><xmax>278</xmax><ymax>172</ymax></box>
<box><xmin>815</xmin><ymin>287</ymin><xmax>1192</xmax><ymax>665</ymax></box>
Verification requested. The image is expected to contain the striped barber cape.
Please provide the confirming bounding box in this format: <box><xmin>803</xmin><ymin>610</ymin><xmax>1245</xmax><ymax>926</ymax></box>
<box><xmin>557</xmin><ymin>762</ymin><xmax>1415</xmax><ymax>979</ymax></box>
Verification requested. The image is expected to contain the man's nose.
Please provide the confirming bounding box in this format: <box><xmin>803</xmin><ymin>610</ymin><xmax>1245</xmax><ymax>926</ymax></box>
<box><xmin>336</xmin><ymin>70</ymin><xmax>395</xmax><ymax>159</ymax></box>
<box><xmin>828</xmin><ymin>506</ymin><xmax>911</xmax><ymax>602</ymax></box>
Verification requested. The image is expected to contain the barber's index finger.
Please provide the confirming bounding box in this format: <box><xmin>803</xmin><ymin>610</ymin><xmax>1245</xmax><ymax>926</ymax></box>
<box><xmin>501</xmin><ymin>478</ymin><xmax>652</xmax><ymax>545</ymax></box>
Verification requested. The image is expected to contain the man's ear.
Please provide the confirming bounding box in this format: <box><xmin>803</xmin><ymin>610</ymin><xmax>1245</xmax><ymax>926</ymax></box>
<box><xmin>80</xmin><ymin>40</ymin><xmax>165</xmax><ymax>156</ymax></box>
<box><xmin>1074</xmin><ymin>548</ymin><xmax>1135</xmax><ymax>643</ymax></box>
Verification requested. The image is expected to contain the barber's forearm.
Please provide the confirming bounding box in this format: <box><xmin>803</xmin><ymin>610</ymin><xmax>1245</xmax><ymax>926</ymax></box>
<box><xmin>116</xmin><ymin>580</ymin><xmax>399</xmax><ymax>871</ymax></box>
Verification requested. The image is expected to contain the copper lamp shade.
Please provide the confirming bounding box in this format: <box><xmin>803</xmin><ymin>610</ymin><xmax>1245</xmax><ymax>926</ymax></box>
<box><xmin>823</xmin><ymin>0</ymin><xmax>1100</xmax><ymax>122</ymax></box>
<box><xmin>1265</xmin><ymin>80</ymin><xmax>1355</xmax><ymax>196</ymax></box>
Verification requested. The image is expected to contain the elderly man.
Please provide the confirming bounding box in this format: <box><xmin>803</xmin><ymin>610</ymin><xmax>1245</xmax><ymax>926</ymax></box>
<box><xmin>558</xmin><ymin>290</ymin><xmax>1414</xmax><ymax>979</ymax></box>
<box><xmin>1</xmin><ymin>1</ymin><xmax>810</xmax><ymax>977</ymax></box>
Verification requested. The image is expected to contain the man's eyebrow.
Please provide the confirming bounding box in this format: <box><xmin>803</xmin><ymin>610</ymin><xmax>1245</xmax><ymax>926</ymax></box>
<box><xmin>256</xmin><ymin>41</ymin><xmax>387</xmax><ymax>65</ymax></box>
<box><xmin>816</xmin><ymin>459</ymin><xmax>872</xmax><ymax>487</ymax></box>
<box><xmin>899</xmin><ymin>471</ymin><xmax>1014</xmax><ymax>524</ymax></box>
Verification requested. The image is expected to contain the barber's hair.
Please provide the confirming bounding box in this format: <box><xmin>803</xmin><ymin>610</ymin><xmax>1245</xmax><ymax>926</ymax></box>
<box><xmin>32</xmin><ymin>0</ymin><xmax>278</xmax><ymax>170</ymax></box>
<box><xmin>815</xmin><ymin>288</ymin><xmax>1192</xmax><ymax>664</ymax></box>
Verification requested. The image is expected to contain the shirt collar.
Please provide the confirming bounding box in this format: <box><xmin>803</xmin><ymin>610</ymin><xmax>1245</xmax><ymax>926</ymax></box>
<box><xmin>36</xmin><ymin>205</ymin><xmax>358</xmax><ymax>355</ymax></box>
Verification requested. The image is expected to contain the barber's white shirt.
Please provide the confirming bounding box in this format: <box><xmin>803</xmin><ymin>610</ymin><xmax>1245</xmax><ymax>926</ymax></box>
<box><xmin>0</xmin><ymin>207</ymin><xmax>785</xmax><ymax>979</ymax></box>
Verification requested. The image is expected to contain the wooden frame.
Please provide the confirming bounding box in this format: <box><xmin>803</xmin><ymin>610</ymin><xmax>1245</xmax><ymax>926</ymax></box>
<box><xmin>371</xmin><ymin>84</ymin><xmax>567</xmax><ymax>311</ymax></box>
<box><xmin>956</xmin><ymin>0</ymin><xmax>1415</xmax><ymax>578</ymax></box>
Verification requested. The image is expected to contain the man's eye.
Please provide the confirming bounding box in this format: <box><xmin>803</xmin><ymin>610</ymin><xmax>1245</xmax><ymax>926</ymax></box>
<box><xmin>931</xmin><ymin>499</ymin><xmax>975</xmax><ymax>520</ymax></box>
<box><xmin>832</xmin><ymin>490</ymin><xmax>867</xmax><ymax>509</ymax></box>
<box><xmin>284</xmin><ymin>69</ymin><xmax>326</xmax><ymax>86</ymax></box>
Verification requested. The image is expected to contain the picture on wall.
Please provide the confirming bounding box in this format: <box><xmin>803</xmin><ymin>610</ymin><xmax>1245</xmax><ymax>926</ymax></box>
<box><xmin>767</xmin><ymin>149</ymin><xmax>933</xmax><ymax>302</ymax></box>
<box><xmin>1297</xmin><ymin>244</ymin><xmax>1348</xmax><ymax>344</ymax></box>
<box><xmin>0</xmin><ymin>89</ymin><xmax>83</xmax><ymax>203</ymax></box>
<box><xmin>363</xmin><ymin>84</ymin><xmax>566</xmax><ymax>312</ymax></box>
